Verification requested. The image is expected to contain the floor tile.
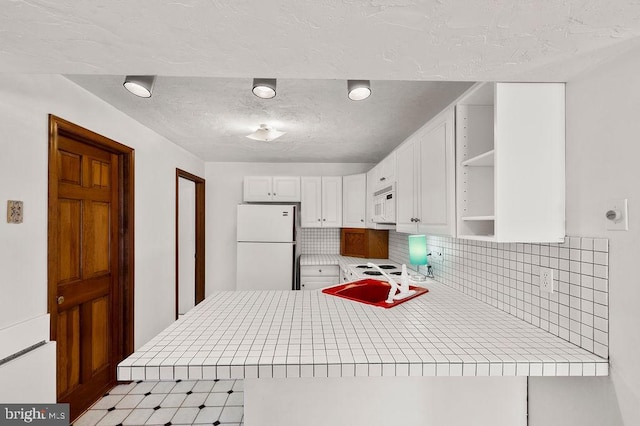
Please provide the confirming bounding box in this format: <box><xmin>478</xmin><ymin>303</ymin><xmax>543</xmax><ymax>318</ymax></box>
<box><xmin>108</xmin><ymin>383</ymin><xmax>137</xmax><ymax>394</ymax></box>
<box><xmin>136</xmin><ymin>394</ymin><xmax>167</xmax><ymax>409</ymax></box>
<box><xmin>159</xmin><ymin>392</ymin><xmax>187</xmax><ymax>407</ymax></box>
<box><xmin>96</xmin><ymin>409</ymin><xmax>131</xmax><ymax>426</ymax></box>
<box><xmin>129</xmin><ymin>381</ymin><xmax>157</xmax><ymax>395</ymax></box>
<box><xmin>173</xmin><ymin>380</ymin><xmax>197</xmax><ymax>393</ymax></box>
<box><xmin>182</xmin><ymin>393</ymin><xmax>209</xmax><ymax>408</ymax></box>
<box><xmin>91</xmin><ymin>394</ymin><xmax>125</xmax><ymax>410</ymax></box>
<box><xmin>115</xmin><ymin>394</ymin><xmax>145</xmax><ymax>409</ymax></box>
<box><xmin>152</xmin><ymin>381</ymin><xmax>177</xmax><ymax>394</ymax></box>
<box><xmin>193</xmin><ymin>406</ymin><xmax>223</xmax><ymax>424</ymax></box>
<box><xmin>232</xmin><ymin>380</ymin><xmax>244</xmax><ymax>391</ymax></box>
<box><xmin>192</xmin><ymin>380</ymin><xmax>216</xmax><ymax>393</ymax></box>
<box><xmin>212</xmin><ymin>380</ymin><xmax>234</xmax><ymax>393</ymax></box>
<box><xmin>73</xmin><ymin>409</ymin><xmax>108</xmax><ymax>426</ymax></box>
<box><xmin>219</xmin><ymin>406</ymin><xmax>244</xmax><ymax>423</ymax></box>
<box><xmin>145</xmin><ymin>407</ymin><xmax>178</xmax><ymax>425</ymax></box>
<box><xmin>122</xmin><ymin>408</ymin><xmax>154</xmax><ymax>425</ymax></box>
<box><xmin>226</xmin><ymin>392</ymin><xmax>243</xmax><ymax>406</ymax></box>
<box><xmin>171</xmin><ymin>407</ymin><xmax>200</xmax><ymax>424</ymax></box>
<box><xmin>204</xmin><ymin>392</ymin><xmax>228</xmax><ymax>407</ymax></box>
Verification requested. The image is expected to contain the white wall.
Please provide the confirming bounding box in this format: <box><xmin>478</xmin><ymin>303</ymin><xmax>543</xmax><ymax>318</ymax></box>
<box><xmin>205</xmin><ymin>162</ymin><xmax>373</xmax><ymax>292</ymax></box>
<box><xmin>528</xmin><ymin>46</ymin><xmax>640</xmax><ymax>425</ymax></box>
<box><xmin>0</xmin><ymin>74</ymin><xmax>205</xmax><ymax>352</ymax></box>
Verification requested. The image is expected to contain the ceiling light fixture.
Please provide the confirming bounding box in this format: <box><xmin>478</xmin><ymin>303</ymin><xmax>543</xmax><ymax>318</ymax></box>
<box><xmin>123</xmin><ymin>75</ymin><xmax>156</xmax><ymax>98</ymax></box>
<box><xmin>246</xmin><ymin>124</ymin><xmax>286</xmax><ymax>142</ymax></box>
<box><xmin>252</xmin><ymin>78</ymin><xmax>277</xmax><ymax>99</ymax></box>
<box><xmin>347</xmin><ymin>80</ymin><xmax>371</xmax><ymax>101</ymax></box>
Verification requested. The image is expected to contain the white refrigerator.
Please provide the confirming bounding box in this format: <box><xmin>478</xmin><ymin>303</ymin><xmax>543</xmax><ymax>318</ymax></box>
<box><xmin>236</xmin><ymin>204</ymin><xmax>296</xmax><ymax>291</ymax></box>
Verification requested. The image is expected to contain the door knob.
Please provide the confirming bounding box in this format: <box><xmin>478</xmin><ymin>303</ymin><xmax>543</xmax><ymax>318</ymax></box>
<box><xmin>57</xmin><ymin>296</ymin><xmax>64</xmax><ymax>305</ymax></box>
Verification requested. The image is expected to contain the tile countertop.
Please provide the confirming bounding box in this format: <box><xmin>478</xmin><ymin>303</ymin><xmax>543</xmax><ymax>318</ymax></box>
<box><xmin>300</xmin><ymin>254</ymin><xmax>393</xmax><ymax>269</ymax></box>
<box><xmin>118</xmin><ymin>279</ymin><xmax>608</xmax><ymax>381</ymax></box>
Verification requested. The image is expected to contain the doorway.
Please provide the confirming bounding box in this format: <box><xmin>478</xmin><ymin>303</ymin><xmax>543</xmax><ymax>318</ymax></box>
<box><xmin>175</xmin><ymin>169</ymin><xmax>205</xmax><ymax>319</ymax></box>
<box><xmin>47</xmin><ymin>115</ymin><xmax>134</xmax><ymax>421</ymax></box>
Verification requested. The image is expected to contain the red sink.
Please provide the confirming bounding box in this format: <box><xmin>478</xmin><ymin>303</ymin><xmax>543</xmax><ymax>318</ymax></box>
<box><xmin>322</xmin><ymin>279</ymin><xmax>428</xmax><ymax>308</ymax></box>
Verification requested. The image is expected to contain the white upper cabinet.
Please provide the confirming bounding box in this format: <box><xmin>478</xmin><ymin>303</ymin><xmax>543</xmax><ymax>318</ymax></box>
<box><xmin>371</xmin><ymin>152</ymin><xmax>396</xmax><ymax>190</ymax></box>
<box><xmin>342</xmin><ymin>173</ymin><xmax>366</xmax><ymax>228</ymax></box>
<box><xmin>301</xmin><ymin>176</ymin><xmax>343</xmax><ymax>228</ymax></box>
<box><xmin>396</xmin><ymin>108</ymin><xmax>456</xmax><ymax>236</ymax></box>
<box><xmin>456</xmin><ymin>82</ymin><xmax>565</xmax><ymax>242</ymax></box>
<box><xmin>243</xmin><ymin>176</ymin><xmax>300</xmax><ymax>202</ymax></box>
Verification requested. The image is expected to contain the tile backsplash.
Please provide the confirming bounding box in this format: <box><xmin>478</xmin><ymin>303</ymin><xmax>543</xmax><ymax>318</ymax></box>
<box><xmin>299</xmin><ymin>228</ymin><xmax>340</xmax><ymax>254</ymax></box>
<box><xmin>389</xmin><ymin>231</ymin><xmax>609</xmax><ymax>358</ymax></box>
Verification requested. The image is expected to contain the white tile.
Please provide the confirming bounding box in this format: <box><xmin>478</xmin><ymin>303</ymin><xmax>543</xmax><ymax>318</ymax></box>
<box><xmin>173</xmin><ymin>380</ymin><xmax>197</xmax><ymax>393</ymax></box>
<box><xmin>159</xmin><ymin>392</ymin><xmax>187</xmax><ymax>408</ymax></box>
<box><xmin>136</xmin><ymin>394</ymin><xmax>166</xmax><ymax>409</ymax></box>
<box><xmin>220</xmin><ymin>406</ymin><xmax>244</xmax><ymax>423</ymax></box>
<box><xmin>129</xmin><ymin>381</ymin><xmax>157</xmax><ymax>395</ymax></box>
<box><xmin>171</xmin><ymin>407</ymin><xmax>199</xmax><ymax>424</ymax></box>
<box><xmin>92</xmin><ymin>394</ymin><xmax>125</xmax><ymax>410</ymax></box>
<box><xmin>108</xmin><ymin>383</ymin><xmax>137</xmax><ymax>395</ymax></box>
<box><xmin>182</xmin><ymin>392</ymin><xmax>209</xmax><ymax>407</ymax></box>
<box><xmin>152</xmin><ymin>381</ymin><xmax>176</xmax><ymax>394</ymax></box>
<box><xmin>145</xmin><ymin>407</ymin><xmax>178</xmax><ymax>425</ymax></box>
<box><xmin>74</xmin><ymin>410</ymin><xmax>108</xmax><ymax>426</ymax></box>
<box><xmin>122</xmin><ymin>408</ymin><xmax>154</xmax><ymax>425</ymax></box>
<box><xmin>96</xmin><ymin>409</ymin><xmax>131</xmax><ymax>426</ymax></box>
<box><xmin>115</xmin><ymin>394</ymin><xmax>145</xmax><ymax>409</ymax></box>
<box><xmin>227</xmin><ymin>391</ymin><xmax>244</xmax><ymax>406</ymax></box>
<box><xmin>205</xmin><ymin>392</ymin><xmax>228</xmax><ymax>407</ymax></box>
<box><xmin>193</xmin><ymin>407</ymin><xmax>223</xmax><ymax>424</ymax></box>
<box><xmin>213</xmin><ymin>380</ymin><xmax>235</xmax><ymax>393</ymax></box>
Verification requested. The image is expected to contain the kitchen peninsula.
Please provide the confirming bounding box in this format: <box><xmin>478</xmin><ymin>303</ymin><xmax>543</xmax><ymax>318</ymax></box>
<box><xmin>118</xmin><ymin>265</ymin><xmax>607</xmax><ymax>425</ymax></box>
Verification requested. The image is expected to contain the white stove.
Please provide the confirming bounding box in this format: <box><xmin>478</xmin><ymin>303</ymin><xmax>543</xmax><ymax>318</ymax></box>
<box><xmin>347</xmin><ymin>262</ymin><xmax>403</xmax><ymax>279</ymax></box>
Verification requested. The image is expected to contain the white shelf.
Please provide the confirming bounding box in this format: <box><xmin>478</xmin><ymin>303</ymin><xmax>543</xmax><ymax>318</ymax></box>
<box><xmin>461</xmin><ymin>150</ymin><xmax>494</xmax><ymax>167</ymax></box>
<box><xmin>462</xmin><ymin>215</ymin><xmax>495</xmax><ymax>221</ymax></box>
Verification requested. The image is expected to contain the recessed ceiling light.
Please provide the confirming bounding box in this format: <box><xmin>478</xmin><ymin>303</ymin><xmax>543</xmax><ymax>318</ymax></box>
<box><xmin>252</xmin><ymin>78</ymin><xmax>277</xmax><ymax>99</ymax></box>
<box><xmin>246</xmin><ymin>124</ymin><xmax>286</xmax><ymax>142</ymax></box>
<box><xmin>347</xmin><ymin>80</ymin><xmax>371</xmax><ymax>101</ymax></box>
<box><xmin>123</xmin><ymin>75</ymin><xmax>156</xmax><ymax>98</ymax></box>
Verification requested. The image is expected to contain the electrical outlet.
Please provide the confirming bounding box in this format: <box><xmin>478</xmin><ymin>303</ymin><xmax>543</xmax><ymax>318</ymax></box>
<box><xmin>605</xmin><ymin>198</ymin><xmax>628</xmax><ymax>231</ymax></box>
<box><xmin>431</xmin><ymin>251</ymin><xmax>444</xmax><ymax>263</ymax></box>
<box><xmin>540</xmin><ymin>267</ymin><xmax>554</xmax><ymax>293</ymax></box>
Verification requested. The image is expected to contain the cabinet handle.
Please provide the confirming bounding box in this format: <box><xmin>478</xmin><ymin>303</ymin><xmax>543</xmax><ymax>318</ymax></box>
<box><xmin>360</xmin><ymin>219</ymin><xmax>364</xmax><ymax>222</ymax></box>
<box><xmin>319</xmin><ymin>269</ymin><xmax>322</xmax><ymax>273</ymax></box>
<box><xmin>410</xmin><ymin>218</ymin><xmax>415</xmax><ymax>222</ymax></box>
<box><xmin>416</xmin><ymin>218</ymin><xmax>421</xmax><ymax>222</ymax></box>
<box><xmin>323</xmin><ymin>218</ymin><xmax>326</xmax><ymax>221</ymax></box>
<box><xmin>273</xmin><ymin>193</ymin><xmax>276</xmax><ymax>196</ymax></box>
<box><xmin>380</xmin><ymin>177</ymin><xmax>386</xmax><ymax>181</ymax></box>
<box><xmin>57</xmin><ymin>296</ymin><xmax>64</xmax><ymax>305</ymax></box>
<box><xmin>268</xmin><ymin>192</ymin><xmax>271</xmax><ymax>195</ymax></box>
<box><xmin>317</xmin><ymin>219</ymin><xmax>321</xmax><ymax>222</ymax></box>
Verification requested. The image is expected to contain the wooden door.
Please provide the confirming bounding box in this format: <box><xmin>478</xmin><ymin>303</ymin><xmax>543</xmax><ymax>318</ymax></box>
<box><xmin>49</xmin><ymin>125</ymin><xmax>123</xmax><ymax>420</ymax></box>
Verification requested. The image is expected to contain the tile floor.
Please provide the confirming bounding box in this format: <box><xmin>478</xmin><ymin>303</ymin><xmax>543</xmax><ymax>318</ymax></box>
<box><xmin>74</xmin><ymin>380</ymin><xmax>244</xmax><ymax>426</ymax></box>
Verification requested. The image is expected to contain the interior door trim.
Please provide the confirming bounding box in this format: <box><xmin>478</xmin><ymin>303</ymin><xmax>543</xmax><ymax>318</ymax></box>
<box><xmin>48</xmin><ymin>114</ymin><xmax>135</xmax><ymax>365</ymax></box>
<box><xmin>175</xmin><ymin>168</ymin><xmax>206</xmax><ymax>319</ymax></box>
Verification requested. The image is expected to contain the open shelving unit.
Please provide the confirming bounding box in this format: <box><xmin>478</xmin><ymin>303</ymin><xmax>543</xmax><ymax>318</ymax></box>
<box><xmin>454</xmin><ymin>82</ymin><xmax>566</xmax><ymax>243</ymax></box>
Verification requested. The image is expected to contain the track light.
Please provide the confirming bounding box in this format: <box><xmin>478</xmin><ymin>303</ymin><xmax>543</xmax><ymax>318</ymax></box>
<box><xmin>123</xmin><ymin>75</ymin><xmax>156</xmax><ymax>98</ymax></box>
<box><xmin>252</xmin><ymin>78</ymin><xmax>277</xmax><ymax>99</ymax></box>
<box><xmin>347</xmin><ymin>80</ymin><xmax>371</xmax><ymax>101</ymax></box>
<box><xmin>246</xmin><ymin>124</ymin><xmax>286</xmax><ymax>142</ymax></box>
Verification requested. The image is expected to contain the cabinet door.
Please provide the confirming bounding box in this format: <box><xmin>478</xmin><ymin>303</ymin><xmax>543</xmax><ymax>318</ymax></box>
<box><xmin>379</xmin><ymin>151</ymin><xmax>396</xmax><ymax>185</ymax></box>
<box><xmin>365</xmin><ymin>169</ymin><xmax>376</xmax><ymax>229</ymax></box>
<box><xmin>301</xmin><ymin>177</ymin><xmax>322</xmax><ymax>228</ymax></box>
<box><xmin>300</xmin><ymin>276</ymin><xmax>339</xmax><ymax>290</ymax></box>
<box><xmin>272</xmin><ymin>176</ymin><xmax>301</xmax><ymax>201</ymax></box>
<box><xmin>418</xmin><ymin>108</ymin><xmax>456</xmax><ymax>236</ymax></box>
<box><xmin>321</xmin><ymin>176</ymin><xmax>343</xmax><ymax>227</ymax></box>
<box><xmin>342</xmin><ymin>174</ymin><xmax>366</xmax><ymax>228</ymax></box>
<box><xmin>396</xmin><ymin>140</ymin><xmax>419</xmax><ymax>234</ymax></box>
<box><xmin>243</xmin><ymin>176</ymin><xmax>273</xmax><ymax>201</ymax></box>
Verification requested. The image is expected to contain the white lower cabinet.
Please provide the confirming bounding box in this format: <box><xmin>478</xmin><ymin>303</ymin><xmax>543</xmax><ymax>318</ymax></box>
<box><xmin>301</xmin><ymin>176</ymin><xmax>343</xmax><ymax>228</ymax></box>
<box><xmin>300</xmin><ymin>265</ymin><xmax>339</xmax><ymax>290</ymax></box>
<box><xmin>396</xmin><ymin>108</ymin><xmax>456</xmax><ymax>236</ymax></box>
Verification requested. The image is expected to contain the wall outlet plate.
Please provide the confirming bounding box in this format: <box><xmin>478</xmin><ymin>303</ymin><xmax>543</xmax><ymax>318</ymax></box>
<box><xmin>7</xmin><ymin>200</ymin><xmax>23</xmax><ymax>224</ymax></box>
<box><xmin>431</xmin><ymin>251</ymin><xmax>444</xmax><ymax>263</ymax></box>
<box><xmin>540</xmin><ymin>267</ymin><xmax>554</xmax><ymax>293</ymax></box>
<box><xmin>605</xmin><ymin>198</ymin><xmax>628</xmax><ymax>231</ymax></box>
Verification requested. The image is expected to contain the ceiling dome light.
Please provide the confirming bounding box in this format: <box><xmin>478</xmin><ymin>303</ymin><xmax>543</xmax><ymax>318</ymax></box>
<box><xmin>252</xmin><ymin>78</ymin><xmax>277</xmax><ymax>99</ymax></box>
<box><xmin>246</xmin><ymin>124</ymin><xmax>286</xmax><ymax>142</ymax></box>
<box><xmin>123</xmin><ymin>75</ymin><xmax>156</xmax><ymax>98</ymax></box>
<box><xmin>347</xmin><ymin>80</ymin><xmax>371</xmax><ymax>101</ymax></box>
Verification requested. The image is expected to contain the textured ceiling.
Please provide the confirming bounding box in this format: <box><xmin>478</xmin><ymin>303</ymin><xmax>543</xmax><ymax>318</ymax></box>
<box><xmin>4</xmin><ymin>1</ymin><xmax>640</xmax><ymax>162</ymax></box>
<box><xmin>67</xmin><ymin>76</ymin><xmax>472</xmax><ymax>162</ymax></box>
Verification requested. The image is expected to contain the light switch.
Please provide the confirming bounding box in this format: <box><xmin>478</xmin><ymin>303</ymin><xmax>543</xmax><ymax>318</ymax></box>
<box><xmin>7</xmin><ymin>200</ymin><xmax>23</xmax><ymax>224</ymax></box>
<box><xmin>605</xmin><ymin>198</ymin><xmax>628</xmax><ymax>231</ymax></box>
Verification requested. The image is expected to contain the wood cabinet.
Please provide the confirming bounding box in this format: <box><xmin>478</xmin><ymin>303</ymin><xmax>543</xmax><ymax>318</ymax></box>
<box><xmin>300</xmin><ymin>265</ymin><xmax>339</xmax><ymax>290</ymax></box>
<box><xmin>340</xmin><ymin>228</ymin><xmax>388</xmax><ymax>258</ymax></box>
<box><xmin>342</xmin><ymin>173</ymin><xmax>366</xmax><ymax>228</ymax></box>
<box><xmin>243</xmin><ymin>176</ymin><xmax>300</xmax><ymax>202</ymax></box>
<box><xmin>396</xmin><ymin>108</ymin><xmax>456</xmax><ymax>236</ymax></box>
<box><xmin>301</xmin><ymin>176</ymin><xmax>343</xmax><ymax>228</ymax></box>
<box><xmin>455</xmin><ymin>82</ymin><xmax>565</xmax><ymax>242</ymax></box>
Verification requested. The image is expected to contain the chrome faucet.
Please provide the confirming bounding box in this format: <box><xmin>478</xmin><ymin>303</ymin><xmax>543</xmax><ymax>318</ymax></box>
<box><xmin>366</xmin><ymin>263</ymin><xmax>416</xmax><ymax>303</ymax></box>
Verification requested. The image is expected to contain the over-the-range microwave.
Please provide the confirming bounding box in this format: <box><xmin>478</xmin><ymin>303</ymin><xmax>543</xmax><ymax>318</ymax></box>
<box><xmin>372</xmin><ymin>183</ymin><xmax>396</xmax><ymax>224</ymax></box>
